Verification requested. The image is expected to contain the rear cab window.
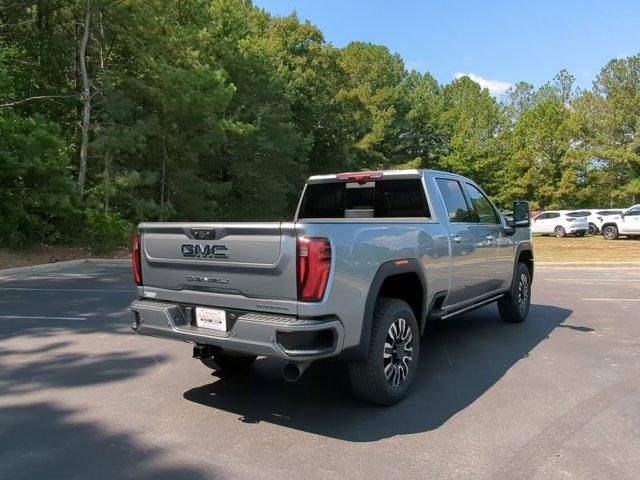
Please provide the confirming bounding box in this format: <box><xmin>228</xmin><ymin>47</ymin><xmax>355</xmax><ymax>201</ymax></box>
<box><xmin>298</xmin><ymin>178</ymin><xmax>430</xmax><ymax>219</ymax></box>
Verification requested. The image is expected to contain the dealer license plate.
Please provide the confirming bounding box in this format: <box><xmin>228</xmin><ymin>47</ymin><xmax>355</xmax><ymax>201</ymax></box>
<box><xmin>195</xmin><ymin>307</ymin><xmax>227</xmax><ymax>332</ymax></box>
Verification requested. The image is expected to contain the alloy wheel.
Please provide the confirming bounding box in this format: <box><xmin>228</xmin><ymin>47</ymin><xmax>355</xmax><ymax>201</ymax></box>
<box><xmin>603</xmin><ymin>227</ymin><xmax>616</xmax><ymax>240</ymax></box>
<box><xmin>383</xmin><ymin>317</ymin><xmax>414</xmax><ymax>387</ymax></box>
<box><xmin>517</xmin><ymin>273</ymin><xmax>530</xmax><ymax>313</ymax></box>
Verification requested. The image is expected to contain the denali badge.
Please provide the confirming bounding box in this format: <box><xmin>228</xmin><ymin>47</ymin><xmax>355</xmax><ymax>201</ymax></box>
<box><xmin>181</xmin><ymin>244</ymin><xmax>229</xmax><ymax>259</ymax></box>
<box><xmin>186</xmin><ymin>275</ymin><xmax>230</xmax><ymax>285</ymax></box>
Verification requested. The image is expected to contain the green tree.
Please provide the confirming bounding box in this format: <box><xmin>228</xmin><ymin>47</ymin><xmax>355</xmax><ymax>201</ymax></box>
<box><xmin>500</xmin><ymin>102</ymin><xmax>576</xmax><ymax>208</ymax></box>
<box><xmin>337</xmin><ymin>41</ymin><xmax>408</xmax><ymax>168</ymax></box>
<box><xmin>437</xmin><ymin>76</ymin><xmax>502</xmax><ymax>194</ymax></box>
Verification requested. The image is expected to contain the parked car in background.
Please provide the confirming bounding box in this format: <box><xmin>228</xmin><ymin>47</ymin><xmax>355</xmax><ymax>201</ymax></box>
<box><xmin>600</xmin><ymin>205</ymin><xmax>640</xmax><ymax>240</ymax></box>
<box><xmin>566</xmin><ymin>209</ymin><xmax>624</xmax><ymax>235</ymax></box>
<box><xmin>531</xmin><ymin>210</ymin><xmax>588</xmax><ymax>237</ymax></box>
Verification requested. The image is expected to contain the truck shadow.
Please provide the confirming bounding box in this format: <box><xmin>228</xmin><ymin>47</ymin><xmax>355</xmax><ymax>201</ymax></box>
<box><xmin>0</xmin><ymin>402</ymin><xmax>210</xmax><ymax>480</ymax></box>
<box><xmin>184</xmin><ymin>303</ymin><xmax>574</xmax><ymax>442</ymax></box>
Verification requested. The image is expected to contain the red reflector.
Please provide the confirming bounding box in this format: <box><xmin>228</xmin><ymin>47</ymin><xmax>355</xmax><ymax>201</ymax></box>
<box><xmin>394</xmin><ymin>259</ymin><xmax>409</xmax><ymax>265</ymax></box>
<box><xmin>336</xmin><ymin>171</ymin><xmax>383</xmax><ymax>183</ymax></box>
<box><xmin>132</xmin><ymin>235</ymin><xmax>143</xmax><ymax>286</ymax></box>
<box><xmin>297</xmin><ymin>237</ymin><xmax>331</xmax><ymax>302</ymax></box>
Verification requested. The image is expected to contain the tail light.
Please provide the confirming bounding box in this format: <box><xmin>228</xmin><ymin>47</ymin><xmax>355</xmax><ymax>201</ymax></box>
<box><xmin>297</xmin><ymin>237</ymin><xmax>331</xmax><ymax>302</ymax></box>
<box><xmin>132</xmin><ymin>235</ymin><xmax>143</xmax><ymax>286</ymax></box>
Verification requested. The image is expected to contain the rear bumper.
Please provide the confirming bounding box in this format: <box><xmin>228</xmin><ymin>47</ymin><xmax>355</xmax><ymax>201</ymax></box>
<box><xmin>130</xmin><ymin>299</ymin><xmax>344</xmax><ymax>361</ymax></box>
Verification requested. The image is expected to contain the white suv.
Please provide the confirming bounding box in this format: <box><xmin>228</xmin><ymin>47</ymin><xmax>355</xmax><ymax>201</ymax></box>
<box><xmin>567</xmin><ymin>209</ymin><xmax>624</xmax><ymax>235</ymax></box>
<box><xmin>600</xmin><ymin>205</ymin><xmax>640</xmax><ymax>240</ymax></box>
<box><xmin>531</xmin><ymin>211</ymin><xmax>589</xmax><ymax>237</ymax></box>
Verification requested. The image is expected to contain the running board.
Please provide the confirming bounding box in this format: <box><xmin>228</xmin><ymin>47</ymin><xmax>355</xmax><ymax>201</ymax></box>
<box><xmin>432</xmin><ymin>294</ymin><xmax>505</xmax><ymax>321</ymax></box>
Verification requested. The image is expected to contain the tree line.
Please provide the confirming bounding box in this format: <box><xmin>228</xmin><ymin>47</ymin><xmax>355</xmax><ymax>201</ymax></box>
<box><xmin>1</xmin><ymin>0</ymin><xmax>639</xmax><ymax>247</ymax></box>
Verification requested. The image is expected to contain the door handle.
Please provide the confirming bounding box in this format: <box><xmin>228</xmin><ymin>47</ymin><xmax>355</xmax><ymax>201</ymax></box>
<box><xmin>452</xmin><ymin>235</ymin><xmax>462</xmax><ymax>244</ymax></box>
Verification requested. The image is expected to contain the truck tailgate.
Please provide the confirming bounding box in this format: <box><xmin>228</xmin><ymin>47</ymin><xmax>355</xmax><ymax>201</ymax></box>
<box><xmin>138</xmin><ymin>222</ymin><xmax>298</xmax><ymax>314</ymax></box>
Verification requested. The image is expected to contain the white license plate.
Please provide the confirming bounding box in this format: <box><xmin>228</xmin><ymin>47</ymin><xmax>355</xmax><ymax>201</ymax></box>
<box><xmin>195</xmin><ymin>307</ymin><xmax>227</xmax><ymax>332</ymax></box>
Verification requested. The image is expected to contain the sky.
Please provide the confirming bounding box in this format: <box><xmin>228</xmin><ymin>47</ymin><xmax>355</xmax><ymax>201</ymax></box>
<box><xmin>253</xmin><ymin>0</ymin><xmax>640</xmax><ymax>96</ymax></box>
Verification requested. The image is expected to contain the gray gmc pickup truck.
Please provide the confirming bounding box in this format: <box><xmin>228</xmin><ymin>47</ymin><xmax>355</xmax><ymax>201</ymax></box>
<box><xmin>131</xmin><ymin>169</ymin><xmax>533</xmax><ymax>405</ymax></box>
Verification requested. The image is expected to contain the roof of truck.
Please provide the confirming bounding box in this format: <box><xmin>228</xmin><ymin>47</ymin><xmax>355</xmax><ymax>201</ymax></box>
<box><xmin>306</xmin><ymin>169</ymin><xmax>460</xmax><ymax>184</ymax></box>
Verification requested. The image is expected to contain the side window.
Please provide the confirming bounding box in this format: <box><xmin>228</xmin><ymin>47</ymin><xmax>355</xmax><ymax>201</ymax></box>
<box><xmin>465</xmin><ymin>183</ymin><xmax>499</xmax><ymax>224</ymax></box>
<box><xmin>536</xmin><ymin>213</ymin><xmax>549</xmax><ymax>220</ymax></box>
<box><xmin>626</xmin><ymin>207</ymin><xmax>640</xmax><ymax>216</ymax></box>
<box><xmin>435</xmin><ymin>178</ymin><xmax>474</xmax><ymax>223</ymax></box>
<box><xmin>549</xmin><ymin>213</ymin><xmax>560</xmax><ymax>219</ymax></box>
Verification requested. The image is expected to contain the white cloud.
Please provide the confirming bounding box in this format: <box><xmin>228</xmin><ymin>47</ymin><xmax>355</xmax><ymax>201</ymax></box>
<box><xmin>454</xmin><ymin>72</ymin><xmax>513</xmax><ymax>96</ymax></box>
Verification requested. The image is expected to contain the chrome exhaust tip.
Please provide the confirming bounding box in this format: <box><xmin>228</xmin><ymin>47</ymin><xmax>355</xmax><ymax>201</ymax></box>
<box><xmin>281</xmin><ymin>361</ymin><xmax>311</xmax><ymax>382</ymax></box>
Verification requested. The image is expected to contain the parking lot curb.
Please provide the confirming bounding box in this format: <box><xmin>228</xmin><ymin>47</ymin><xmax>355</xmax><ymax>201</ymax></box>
<box><xmin>538</xmin><ymin>261</ymin><xmax>640</xmax><ymax>268</ymax></box>
<box><xmin>0</xmin><ymin>258</ymin><xmax>130</xmax><ymax>276</ymax></box>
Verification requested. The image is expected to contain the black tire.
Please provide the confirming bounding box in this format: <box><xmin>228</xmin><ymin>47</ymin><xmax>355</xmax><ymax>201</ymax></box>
<box><xmin>575</xmin><ymin>230</ymin><xmax>586</xmax><ymax>237</ymax></box>
<box><xmin>554</xmin><ymin>225</ymin><xmax>566</xmax><ymax>238</ymax></box>
<box><xmin>348</xmin><ymin>298</ymin><xmax>420</xmax><ymax>406</ymax></box>
<box><xmin>498</xmin><ymin>262</ymin><xmax>531</xmax><ymax>323</ymax></box>
<box><xmin>201</xmin><ymin>352</ymin><xmax>257</xmax><ymax>373</ymax></box>
<box><xmin>587</xmin><ymin>223</ymin><xmax>598</xmax><ymax>235</ymax></box>
<box><xmin>602</xmin><ymin>225</ymin><xmax>619</xmax><ymax>240</ymax></box>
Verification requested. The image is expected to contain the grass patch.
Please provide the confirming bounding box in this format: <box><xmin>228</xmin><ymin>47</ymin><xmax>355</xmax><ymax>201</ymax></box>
<box><xmin>533</xmin><ymin>235</ymin><xmax>640</xmax><ymax>262</ymax></box>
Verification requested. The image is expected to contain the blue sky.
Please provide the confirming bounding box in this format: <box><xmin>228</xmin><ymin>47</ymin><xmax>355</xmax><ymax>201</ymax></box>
<box><xmin>253</xmin><ymin>0</ymin><xmax>639</xmax><ymax>95</ymax></box>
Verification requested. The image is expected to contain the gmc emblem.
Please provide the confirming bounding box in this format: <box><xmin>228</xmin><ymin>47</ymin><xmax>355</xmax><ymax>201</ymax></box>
<box><xmin>181</xmin><ymin>244</ymin><xmax>229</xmax><ymax>259</ymax></box>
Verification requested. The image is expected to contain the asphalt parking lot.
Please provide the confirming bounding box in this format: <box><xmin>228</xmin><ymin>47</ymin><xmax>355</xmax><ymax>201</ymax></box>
<box><xmin>0</xmin><ymin>263</ymin><xmax>638</xmax><ymax>480</ymax></box>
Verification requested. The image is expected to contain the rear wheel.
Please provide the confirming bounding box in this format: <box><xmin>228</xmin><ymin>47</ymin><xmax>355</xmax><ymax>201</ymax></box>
<box><xmin>498</xmin><ymin>262</ymin><xmax>531</xmax><ymax>323</ymax></box>
<box><xmin>602</xmin><ymin>225</ymin><xmax>619</xmax><ymax>240</ymax></box>
<box><xmin>575</xmin><ymin>230</ymin><xmax>586</xmax><ymax>237</ymax></box>
<box><xmin>201</xmin><ymin>352</ymin><xmax>257</xmax><ymax>373</ymax></box>
<box><xmin>348</xmin><ymin>298</ymin><xmax>420</xmax><ymax>406</ymax></box>
<box><xmin>587</xmin><ymin>223</ymin><xmax>598</xmax><ymax>235</ymax></box>
<box><xmin>554</xmin><ymin>226</ymin><xmax>566</xmax><ymax>238</ymax></box>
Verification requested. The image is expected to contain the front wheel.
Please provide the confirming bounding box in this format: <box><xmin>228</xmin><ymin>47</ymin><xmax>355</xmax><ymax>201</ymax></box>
<box><xmin>602</xmin><ymin>225</ymin><xmax>619</xmax><ymax>240</ymax></box>
<box><xmin>587</xmin><ymin>223</ymin><xmax>598</xmax><ymax>235</ymax></box>
<box><xmin>348</xmin><ymin>298</ymin><xmax>420</xmax><ymax>406</ymax></box>
<box><xmin>554</xmin><ymin>225</ymin><xmax>566</xmax><ymax>238</ymax></box>
<box><xmin>498</xmin><ymin>262</ymin><xmax>531</xmax><ymax>323</ymax></box>
<box><xmin>575</xmin><ymin>230</ymin><xmax>586</xmax><ymax>237</ymax></box>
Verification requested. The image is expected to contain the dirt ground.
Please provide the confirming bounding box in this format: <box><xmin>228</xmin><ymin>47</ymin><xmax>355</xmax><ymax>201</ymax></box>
<box><xmin>533</xmin><ymin>234</ymin><xmax>640</xmax><ymax>262</ymax></box>
<box><xmin>0</xmin><ymin>245</ymin><xmax>129</xmax><ymax>270</ymax></box>
<box><xmin>1</xmin><ymin>234</ymin><xmax>639</xmax><ymax>271</ymax></box>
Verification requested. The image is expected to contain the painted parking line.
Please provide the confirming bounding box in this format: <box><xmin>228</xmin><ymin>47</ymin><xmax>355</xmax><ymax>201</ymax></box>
<box><xmin>580</xmin><ymin>298</ymin><xmax>640</xmax><ymax>302</ymax></box>
<box><xmin>0</xmin><ymin>315</ymin><xmax>88</xmax><ymax>321</ymax></box>
<box><xmin>547</xmin><ymin>279</ymin><xmax>640</xmax><ymax>282</ymax></box>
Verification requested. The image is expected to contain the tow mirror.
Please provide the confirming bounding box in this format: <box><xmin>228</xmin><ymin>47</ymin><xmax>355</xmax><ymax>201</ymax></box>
<box><xmin>513</xmin><ymin>200</ymin><xmax>531</xmax><ymax>228</ymax></box>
